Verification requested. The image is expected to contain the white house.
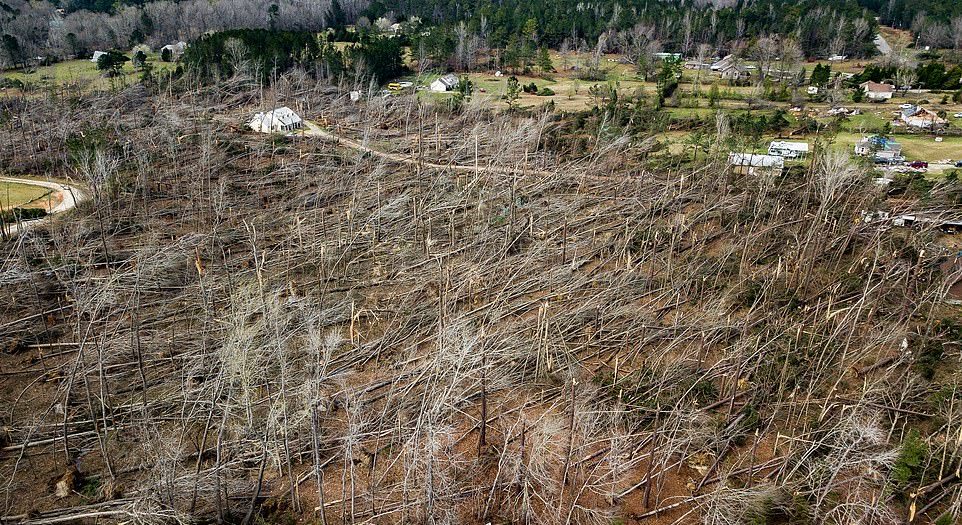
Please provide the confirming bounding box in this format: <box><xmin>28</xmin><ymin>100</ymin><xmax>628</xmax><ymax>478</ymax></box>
<box><xmin>430</xmin><ymin>73</ymin><xmax>460</xmax><ymax>92</ymax></box>
<box><xmin>767</xmin><ymin>141</ymin><xmax>809</xmax><ymax>159</ymax></box>
<box><xmin>854</xmin><ymin>135</ymin><xmax>903</xmax><ymax>164</ymax></box>
<box><xmin>900</xmin><ymin>105</ymin><xmax>946</xmax><ymax>129</ymax></box>
<box><xmin>854</xmin><ymin>136</ymin><xmax>900</xmax><ymax>156</ymax></box>
<box><xmin>91</xmin><ymin>51</ymin><xmax>106</xmax><ymax>63</ymax></box>
<box><xmin>729</xmin><ymin>153</ymin><xmax>785</xmax><ymax>174</ymax></box>
<box><xmin>161</xmin><ymin>41</ymin><xmax>187</xmax><ymax>59</ymax></box>
<box><xmin>860</xmin><ymin>81</ymin><xmax>893</xmax><ymax>101</ymax></box>
<box><xmin>248</xmin><ymin>107</ymin><xmax>303</xmax><ymax>133</ymax></box>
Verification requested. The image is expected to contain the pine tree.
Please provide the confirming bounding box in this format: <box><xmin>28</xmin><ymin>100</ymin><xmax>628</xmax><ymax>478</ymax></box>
<box><xmin>326</xmin><ymin>0</ymin><xmax>347</xmax><ymax>29</ymax></box>
<box><xmin>504</xmin><ymin>76</ymin><xmax>520</xmax><ymax>109</ymax></box>
<box><xmin>537</xmin><ymin>47</ymin><xmax>553</xmax><ymax>74</ymax></box>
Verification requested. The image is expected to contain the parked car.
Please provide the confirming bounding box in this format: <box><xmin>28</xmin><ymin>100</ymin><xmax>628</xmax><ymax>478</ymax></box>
<box><xmin>908</xmin><ymin>161</ymin><xmax>928</xmax><ymax>169</ymax></box>
<box><xmin>955</xmin><ymin>112</ymin><xmax>962</xmax><ymax>118</ymax></box>
<box><xmin>955</xmin><ymin>160</ymin><xmax>962</xmax><ymax>167</ymax></box>
<box><xmin>900</xmin><ymin>103</ymin><xmax>915</xmax><ymax>109</ymax></box>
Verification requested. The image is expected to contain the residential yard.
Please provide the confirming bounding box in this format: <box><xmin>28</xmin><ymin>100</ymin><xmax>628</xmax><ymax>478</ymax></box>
<box><xmin>1</xmin><ymin>54</ymin><xmax>175</xmax><ymax>94</ymax></box>
<box><xmin>886</xmin><ymin>134</ymin><xmax>962</xmax><ymax>161</ymax></box>
<box><xmin>369</xmin><ymin>45</ymin><xmax>962</xmax><ymax>166</ymax></box>
<box><xmin>0</xmin><ymin>181</ymin><xmax>53</xmax><ymax>210</ymax></box>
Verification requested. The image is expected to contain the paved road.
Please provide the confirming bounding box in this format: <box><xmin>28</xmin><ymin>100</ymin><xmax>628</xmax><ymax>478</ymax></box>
<box><xmin>1</xmin><ymin>176</ymin><xmax>86</xmax><ymax>237</ymax></box>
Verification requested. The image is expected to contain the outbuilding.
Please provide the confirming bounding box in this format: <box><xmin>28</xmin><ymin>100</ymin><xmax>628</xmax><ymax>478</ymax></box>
<box><xmin>729</xmin><ymin>153</ymin><xmax>785</xmax><ymax>174</ymax></box>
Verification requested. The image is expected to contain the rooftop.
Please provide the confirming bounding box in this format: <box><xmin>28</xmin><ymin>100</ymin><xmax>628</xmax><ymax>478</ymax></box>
<box><xmin>860</xmin><ymin>81</ymin><xmax>893</xmax><ymax>93</ymax></box>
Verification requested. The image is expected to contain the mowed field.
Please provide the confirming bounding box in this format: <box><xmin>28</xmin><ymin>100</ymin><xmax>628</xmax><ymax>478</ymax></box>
<box><xmin>1</xmin><ymin>53</ymin><xmax>176</xmax><ymax>94</ymax></box>
<box><xmin>0</xmin><ymin>181</ymin><xmax>53</xmax><ymax>210</ymax></box>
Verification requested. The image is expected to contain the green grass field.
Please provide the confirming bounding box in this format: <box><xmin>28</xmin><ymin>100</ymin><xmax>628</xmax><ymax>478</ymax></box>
<box><xmin>0</xmin><ymin>181</ymin><xmax>52</xmax><ymax>210</ymax></box>
<box><xmin>1</xmin><ymin>53</ymin><xmax>176</xmax><ymax>93</ymax></box>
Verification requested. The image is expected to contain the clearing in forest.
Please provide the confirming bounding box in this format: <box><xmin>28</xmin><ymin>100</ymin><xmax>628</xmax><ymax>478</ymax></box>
<box><xmin>0</xmin><ymin>181</ymin><xmax>52</xmax><ymax>210</ymax></box>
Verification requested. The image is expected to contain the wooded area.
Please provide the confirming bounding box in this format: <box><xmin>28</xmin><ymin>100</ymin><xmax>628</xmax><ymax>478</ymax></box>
<box><xmin>1</xmin><ymin>60</ymin><xmax>962</xmax><ymax>523</ymax></box>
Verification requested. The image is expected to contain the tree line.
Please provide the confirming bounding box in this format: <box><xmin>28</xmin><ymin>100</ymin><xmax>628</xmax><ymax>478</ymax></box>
<box><xmin>389</xmin><ymin>0</ymin><xmax>880</xmax><ymax>60</ymax></box>
<box><xmin>0</xmin><ymin>0</ymin><xmax>366</xmax><ymax>69</ymax></box>
<box><xmin>181</xmin><ymin>28</ymin><xmax>404</xmax><ymax>84</ymax></box>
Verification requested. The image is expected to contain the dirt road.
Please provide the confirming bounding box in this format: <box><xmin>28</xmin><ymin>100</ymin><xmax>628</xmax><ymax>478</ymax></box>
<box><xmin>299</xmin><ymin>121</ymin><xmax>558</xmax><ymax>178</ymax></box>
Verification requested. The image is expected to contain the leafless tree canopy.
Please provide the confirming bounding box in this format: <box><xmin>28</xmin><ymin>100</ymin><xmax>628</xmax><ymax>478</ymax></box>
<box><xmin>1</xmin><ymin>73</ymin><xmax>961</xmax><ymax>524</ymax></box>
<box><xmin>0</xmin><ymin>0</ymin><xmax>368</xmax><ymax>67</ymax></box>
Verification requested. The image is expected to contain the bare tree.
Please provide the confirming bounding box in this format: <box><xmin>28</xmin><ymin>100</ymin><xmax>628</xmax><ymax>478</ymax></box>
<box><xmin>953</xmin><ymin>16</ymin><xmax>962</xmax><ymax>50</ymax></box>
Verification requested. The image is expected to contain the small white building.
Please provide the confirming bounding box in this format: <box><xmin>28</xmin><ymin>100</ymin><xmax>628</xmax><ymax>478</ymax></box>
<box><xmin>161</xmin><ymin>41</ymin><xmax>187</xmax><ymax>59</ymax></box>
<box><xmin>860</xmin><ymin>81</ymin><xmax>893</xmax><ymax>101</ymax></box>
<box><xmin>247</xmin><ymin>107</ymin><xmax>303</xmax><ymax>133</ymax></box>
<box><xmin>729</xmin><ymin>153</ymin><xmax>785</xmax><ymax>174</ymax></box>
<box><xmin>430</xmin><ymin>73</ymin><xmax>460</xmax><ymax>92</ymax></box>
<box><xmin>91</xmin><ymin>51</ymin><xmax>106</xmax><ymax>63</ymax></box>
<box><xmin>767</xmin><ymin>141</ymin><xmax>810</xmax><ymax>159</ymax></box>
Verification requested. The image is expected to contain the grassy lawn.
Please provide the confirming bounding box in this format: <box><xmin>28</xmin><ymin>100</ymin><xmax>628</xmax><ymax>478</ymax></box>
<box><xmin>841</xmin><ymin>112</ymin><xmax>891</xmax><ymax>132</ymax></box>
<box><xmin>890</xmin><ymin>135</ymin><xmax>962</xmax><ymax>161</ymax></box>
<box><xmin>0</xmin><ymin>181</ymin><xmax>53</xmax><ymax>210</ymax></box>
<box><xmin>409</xmin><ymin>46</ymin><xmax>962</xmax><ymax>117</ymax></box>
<box><xmin>2</xmin><ymin>54</ymin><xmax>175</xmax><ymax>93</ymax></box>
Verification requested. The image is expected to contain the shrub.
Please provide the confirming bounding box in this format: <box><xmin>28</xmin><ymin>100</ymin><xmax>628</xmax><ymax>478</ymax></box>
<box><xmin>892</xmin><ymin>429</ymin><xmax>927</xmax><ymax>486</ymax></box>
